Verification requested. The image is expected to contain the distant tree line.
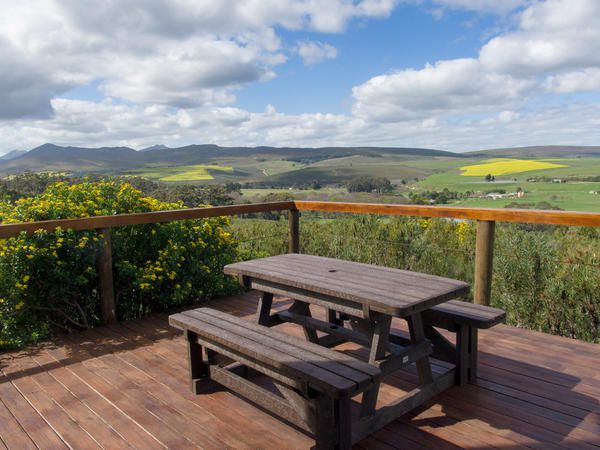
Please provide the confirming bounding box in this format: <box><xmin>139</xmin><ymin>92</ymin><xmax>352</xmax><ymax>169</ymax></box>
<box><xmin>346</xmin><ymin>176</ymin><xmax>392</xmax><ymax>193</ymax></box>
<box><xmin>0</xmin><ymin>172</ymin><xmax>241</xmax><ymax>207</ymax></box>
<box><xmin>243</xmin><ymin>180</ymin><xmax>322</xmax><ymax>190</ymax></box>
<box><xmin>408</xmin><ymin>188</ymin><xmax>462</xmax><ymax>205</ymax></box>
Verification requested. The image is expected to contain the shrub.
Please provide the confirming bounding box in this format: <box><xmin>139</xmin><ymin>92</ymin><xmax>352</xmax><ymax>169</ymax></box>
<box><xmin>0</xmin><ymin>180</ymin><xmax>238</xmax><ymax>349</ymax></box>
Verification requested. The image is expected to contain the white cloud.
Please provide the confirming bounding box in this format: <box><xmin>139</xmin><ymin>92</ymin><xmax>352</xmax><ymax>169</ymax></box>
<box><xmin>479</xmin><ymin>0</ymin><xmax>600</xmax><ymax>75</ymax></box>
<box><xmin>296</xmin><ymin>41</ymin><xmax>338</xmax><ymax>66</ymax></box>
<box><xmin>352</xmin><ymin>0</ymin><xmax>600</xmax><ymax>124</ymax></box>
<box><xmin>544</xmin><ymin>69</ymin><xmax>600</xmax><ymax>93</ymax></box>
<box><xmin>352</xmin><ymin>58</ymin><xmax>532</xmax><ymax>121</ymax></box>
<box><xmin>1</xmin><ymin>0</ymin><xmax>600</xmax><ymax>153</ymax></box>
<box><xmin>2</xmin><ymin>98</ymin><xmax>600</xmax><ymax>153</ymax></box>
<box><xmin>0</xmin><ymin>0</ymin><xmax>396</xmax><ymax>119</ymax></box>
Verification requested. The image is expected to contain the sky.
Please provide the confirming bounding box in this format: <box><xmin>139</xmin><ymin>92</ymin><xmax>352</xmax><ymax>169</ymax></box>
<box><xmin>1</xmin><ymin>0</ymin><xmax>600</xmax><ymax>153</ymax></box>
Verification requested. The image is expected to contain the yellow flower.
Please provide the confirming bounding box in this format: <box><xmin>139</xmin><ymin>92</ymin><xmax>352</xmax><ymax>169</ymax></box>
<box><xmin>22</xmin><ymin>275</ymin><xmax>30</xmax><ymax>283</ymax></box>
<box><xmin>15</xmin><ymin>301</ymin><xmax>24</xmax><ymax>310</ymax></box>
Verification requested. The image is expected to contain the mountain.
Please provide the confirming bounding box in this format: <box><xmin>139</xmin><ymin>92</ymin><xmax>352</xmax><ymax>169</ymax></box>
<box><xmin>0</xmin><ymin>143</ymin><xmax>461</xmax><ymax>176</ymax></box>
<box><xmin>0</xmin><ymin>143</ymin><xmax>141</xmax><ymax>173</ymax></box>
<box><xmin>0</xmin><ymin>149</ymin><xmax>27</xmax><ymax>160</ymax></box>
<box><xmin>139</xmin><ymin>144</ymin><xmax>169</xmax><ymax>152</ymax></box>
<box><xmin>468</xmin><ymin>145</ymin><xmax>600</xmax><ymax>158</ymax></box>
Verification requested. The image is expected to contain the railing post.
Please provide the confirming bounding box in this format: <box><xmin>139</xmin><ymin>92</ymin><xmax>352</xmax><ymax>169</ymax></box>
<box><xmin>98</xmin><ymin>227</ymin><xmax>116</xmax><ymax>324</ymax></box>
<box><xmin>288</xmin><ymin>208</ymin><xmax>300</xmax><ymax>253</ymax></box>
<box><xmin>474</xmin><ymin>220</ymin><xmax>495</xmax><ymax>306</ymax></box>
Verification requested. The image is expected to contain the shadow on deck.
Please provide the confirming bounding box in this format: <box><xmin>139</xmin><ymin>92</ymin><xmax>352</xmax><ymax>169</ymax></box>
<box><xmin>1</xmin><ymin>291</ymin><xmax>599</xmax><ymax>449</ymax></box>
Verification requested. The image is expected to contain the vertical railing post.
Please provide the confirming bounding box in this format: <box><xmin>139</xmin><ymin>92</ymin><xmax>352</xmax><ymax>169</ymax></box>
<box><xmin>288</xmin><ymin>208</ymin><xmax>300</xmax><ymax>253</ymax></box>
<box><xmin>474</xmin><ymin>220</ymin><xmax>495</xmax><ymax>306</ymax></box>
<box><xmin>98</xmin><ymin>227</ymin><xmax>116</xmax><ymax>324</ymax></box>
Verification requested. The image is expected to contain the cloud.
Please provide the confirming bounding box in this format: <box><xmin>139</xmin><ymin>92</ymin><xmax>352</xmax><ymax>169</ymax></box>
<box><xmin>544</xmin><ymin>69</ymin><xmax>600</xmax><ymax>93</ymax></box>
<box><xmin>352</xmin><ymin>0</ymin><xmax>600</xmax><ymax>124</ymax></box>
<box><xmin>1</xmin><ymin>0</ymin><xmax>600</xmax><ymax>153</ymax></box>
<box><xmin>295</xmin><ymin>41</ymin><xmax>338</xmax><ymax>66</ymax></box>
<box><xmin>479</xmin><ymin>0</ymin><xmax>600</xmax><ymax>75</ymax></box>
<box><xmin>352</xmin><ymin>58</ymin><xmax>532</xmax><ymax>121</ymax></box>
<box><xmin>0</xmin><ymin>0</ymin><xmax>397</xmax><ymax>119</ymax></box>
<box><xmin>2</xmin><ymin>98</ymin><xmax>600</xmax><ymax>153</ymax></box>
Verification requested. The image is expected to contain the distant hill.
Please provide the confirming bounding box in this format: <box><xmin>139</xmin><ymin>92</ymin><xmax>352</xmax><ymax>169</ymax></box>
<box><xmin>139</xmin><ymin>144</ymin><xmax>169</xmax><ymax>152</ymax></box>
<box><xmin>0</xmin><ymin>143</ymin><xmax>461</xmax><ymax>176</ymax></box>
<box><xmin>0</xmin><ymin>144</ymin><xmax>141</xmax><ymax>173</ymax></box>
<box><xmin>468</xmin><ymin>145</ymin><xmax>600</xmax><ymax>158</ymax></box>
<box><xmin>0</xmin><ymin>149</ymin><xmax>28</xmax><ymax>160</ymax></box>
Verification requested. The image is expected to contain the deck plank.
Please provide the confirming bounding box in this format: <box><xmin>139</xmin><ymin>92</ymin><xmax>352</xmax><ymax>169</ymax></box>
<box><xmin>1</xmin><ymin>291</ymin><xmax>599</xmax><ymax>449</ymax></box>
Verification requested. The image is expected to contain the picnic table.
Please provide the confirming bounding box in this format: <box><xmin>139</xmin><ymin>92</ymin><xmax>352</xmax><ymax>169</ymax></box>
<box><xmin>223</xmin><ymin>253</ymin><xmax>471</xmax><ymax>443</ymax></box>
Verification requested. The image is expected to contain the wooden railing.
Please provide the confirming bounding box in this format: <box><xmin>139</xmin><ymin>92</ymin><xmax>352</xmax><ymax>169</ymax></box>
<box><xmin>2</xmin><ymin>199</ymin><xmax>600</xmax><ymax>324</ymax></box>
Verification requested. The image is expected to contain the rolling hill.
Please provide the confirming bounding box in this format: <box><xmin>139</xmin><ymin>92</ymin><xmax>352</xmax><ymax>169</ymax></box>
<box><xmin>469</xmin><ymin>145</ymin><xmax>600</xmax><ymax>158</ymax></box>
<box><xmin>0</xmin><ymin>143</ymin><xmax>463</xmax><ymax>182</ymax></box>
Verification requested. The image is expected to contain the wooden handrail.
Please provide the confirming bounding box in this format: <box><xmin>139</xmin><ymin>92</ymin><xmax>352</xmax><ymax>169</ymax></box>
<box><xmin>0</xmin><ymin>201</ymin><xmax>295</xmax><ymax>238</ymax></box>
<box><xmin>294</xmin><ymin>201</ymin><xmax>600</xmax><ymax>227</ymax></box>
<box><xmin>4</xmin><ymin>198</ymin><xmax>600</xmax><ymax>317</ymax></box>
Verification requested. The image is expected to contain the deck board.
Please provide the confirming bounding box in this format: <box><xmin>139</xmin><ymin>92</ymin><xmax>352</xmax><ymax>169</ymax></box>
<box><xmin>1</xmin><ymin>291</ymin><xmax>599</xmax><ymax>449</ymax></box>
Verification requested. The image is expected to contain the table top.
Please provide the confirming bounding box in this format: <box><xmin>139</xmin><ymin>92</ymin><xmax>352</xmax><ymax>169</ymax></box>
<box><xmin>224</xmin><ymin>254</ymin><xmax>470</xmax><ymax>316</ymax></box>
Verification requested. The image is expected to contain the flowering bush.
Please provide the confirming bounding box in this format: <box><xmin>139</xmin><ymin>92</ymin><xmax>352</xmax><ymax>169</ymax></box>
<box><xmin>0</xmin><ymin>180</ymin><xmax>238</xmax><ymax>349</ymax></box>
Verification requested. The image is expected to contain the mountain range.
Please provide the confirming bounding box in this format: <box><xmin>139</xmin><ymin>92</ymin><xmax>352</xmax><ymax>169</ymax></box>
<box><xmin>0</xmin><ymin>143</ymin><xmax>460</xmax><ymax>175</ymax></box>
<box><xmin>1</xmin><ymin>143</ymin><xmax>599</xmax><ymax>184</ymax></box>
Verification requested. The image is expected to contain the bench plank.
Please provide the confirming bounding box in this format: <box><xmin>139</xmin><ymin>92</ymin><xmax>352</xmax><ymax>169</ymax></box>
<box><xmin>426</xmin><ymin>300</ymin><xmax>505</xmax><ymax>329</ymax></box>
<box><xmin>170</xmin><ymin>309</ymin><xmax>375</xmax><ymax>395</ymax></box>
<box><xmin>184</xmin><ymin>309</ymin><xmax>374</xmax><ymax>389</ymax></box>
<box><xmin>201</xmin><ymin>308</ymin><xmax>379</xmax><ymax>378</ymax></box>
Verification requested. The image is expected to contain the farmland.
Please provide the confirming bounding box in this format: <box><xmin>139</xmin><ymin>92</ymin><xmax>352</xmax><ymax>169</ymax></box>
<box><xmin>125</xmin><ymin>164</ymin><xmax>234</xmax><ymax>182</ymax></box>
<box><xmin>2</xmin><ymin>143</ymin><xmax>600</xmax><ymax>211</ymax></box>
<box><xmin>236</xmin><ymin>154</ymin><xmax>600</xmax><ymax>212</ymax></box>
<box><xmin>458</xmin><ymin>158</ymin><xmax>567</xmax><ymax>176</ymax></box>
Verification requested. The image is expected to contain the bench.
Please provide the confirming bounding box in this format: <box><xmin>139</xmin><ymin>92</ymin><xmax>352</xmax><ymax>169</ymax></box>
<box><xmin>169</xmin><ymin>307</ymin><xmax>381</xmax><ymax>450</ymax></box>
<box><xmin>421</xmin><ymin>300</ymin><xmax>505</xmax><ymax>385</ymax></box>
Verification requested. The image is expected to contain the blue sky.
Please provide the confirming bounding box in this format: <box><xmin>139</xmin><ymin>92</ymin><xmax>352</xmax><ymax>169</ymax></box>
<box><xmin>236</xmin><ymin>6</ymin><xmax>496</xmax><ymax>114</ymax></box>
<box><xmin>1</xmin><ymin>0</ymin><xmax>599</xmax><ymax>152</ymax></box>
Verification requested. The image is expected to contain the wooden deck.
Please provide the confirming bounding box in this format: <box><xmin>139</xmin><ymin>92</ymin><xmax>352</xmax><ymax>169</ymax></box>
<box><xmin>1</xmin><ymin>292</ymin><xmax>599</xmax><ymax>449</ymax></box>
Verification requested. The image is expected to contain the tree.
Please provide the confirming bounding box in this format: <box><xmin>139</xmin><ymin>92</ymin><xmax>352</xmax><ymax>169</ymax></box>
<box><xmin>347</xmin><ymin>176</ymin><xmax>392</xmax><ymax>194</ymax></box>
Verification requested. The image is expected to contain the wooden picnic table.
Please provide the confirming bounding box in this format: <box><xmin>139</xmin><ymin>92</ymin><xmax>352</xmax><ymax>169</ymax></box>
<box><xmin>224</xmin><ymin>253</ymin><xmax>471</xmax><ymax>442</ymax></box>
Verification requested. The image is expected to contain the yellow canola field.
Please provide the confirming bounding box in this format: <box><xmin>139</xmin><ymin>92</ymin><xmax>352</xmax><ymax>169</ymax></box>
<box><xmin>459</xmin><ymin>158</ymin><xmax>567</xmax><ymax>177</ymax></box>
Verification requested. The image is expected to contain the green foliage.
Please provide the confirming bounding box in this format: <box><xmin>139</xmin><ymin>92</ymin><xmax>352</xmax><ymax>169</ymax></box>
<box><xmin>0</xmin><ymin>180</ymin><xmax>238</xmax><ymax>349</ymax></box>
<box><xmin>347</xmin><ymin>176</ymin><xmax>393</xmax><ymax>194</ymax></box>
<box><xmin>232</xmin><ymin>216</ymin><xmax>600</xmax><ymax>343</ymax></box>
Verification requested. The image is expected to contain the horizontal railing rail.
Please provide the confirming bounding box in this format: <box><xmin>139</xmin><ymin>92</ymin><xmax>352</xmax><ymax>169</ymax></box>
<box><xmin>294</xmin><ymin>201</ymin><xmax>600</xmax><ymax>227</ymax></box>
<box><xmin>0</xmin><ymin>201</ymin><xmax>295</xmax><ymax>238</ymax></box>
<box><xmin>3</xmin><ymin>199</ymin><xmax>600</xmax><ymax>324</ymax></box>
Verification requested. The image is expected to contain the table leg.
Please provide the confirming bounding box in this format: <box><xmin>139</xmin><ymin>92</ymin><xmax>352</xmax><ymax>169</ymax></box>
<box><xmin>255</xmin><ymin>291</ymin><xmax>274</xmax><ymax>326</ymax></box>
<box><xmin>407</xmin><ymin>313</ymin><xmax>434</xmax><ymax>384</ymax></box>
<box><xmin>360</xmin><ymin>314</ymin><xmax>391</xmax><ymax>417</ymax></box>
<box><xmin>289</xmin><ymin>300</ymin><xmax>320</xmax><ymax>343</ymax></box>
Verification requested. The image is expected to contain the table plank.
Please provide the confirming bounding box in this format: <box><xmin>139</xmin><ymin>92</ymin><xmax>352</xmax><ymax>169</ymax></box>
<box><xmin>225</xmin><ymin>254</ymin><xmax>469</xmax><ymax>316</ymax></box>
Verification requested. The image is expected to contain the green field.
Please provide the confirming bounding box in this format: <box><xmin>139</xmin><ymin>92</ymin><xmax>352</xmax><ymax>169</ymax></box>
<box><xmin>415</xmin><ymin>156</ymin><xmax>600</xmax><ymax>211</ymax></box>
<box><xmin>112</xmin><ymin>150</ymin><xmax>600</xmax><ymax>211</ymax></box>
<box><xmin>126</xmin><ymin>165</ymin><xmax>234</xmax><ymax>182</ymax></box>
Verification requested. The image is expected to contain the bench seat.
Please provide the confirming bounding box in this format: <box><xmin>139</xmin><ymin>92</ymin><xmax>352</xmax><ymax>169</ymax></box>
<box><xmin>170</xmin><ymin>307</ymin><xmax>381</xmax><ymax>449</ymax></box>
<box><xmin>424</xmin><ymin>299</ymin><xmax>506</xmax><ymax>330</ymax></box>
<box><xmin>421</xmin><ymin>300</ymin><xmax>505</xmax><ymax>385</ymax></box>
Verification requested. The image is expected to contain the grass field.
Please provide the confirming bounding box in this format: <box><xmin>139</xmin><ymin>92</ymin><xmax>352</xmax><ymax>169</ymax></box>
<box><xmin>459</xmin><ymin>158</ymin><xmax>567</xmax><ymax>176</ymax></box>
<box><xmin>127</xmin><ymin>165</ymin><xmax>234</xmax><ymax>182</ymax></box>
<box><xmin>415</xmin><ymin>156</ymin><xmax>600</xmax><ymax>211</ymax></box>
<box><xmin>115</xmin><ymin>152</ymin><xmax>600</xmax><ymax>212</ymax></box>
